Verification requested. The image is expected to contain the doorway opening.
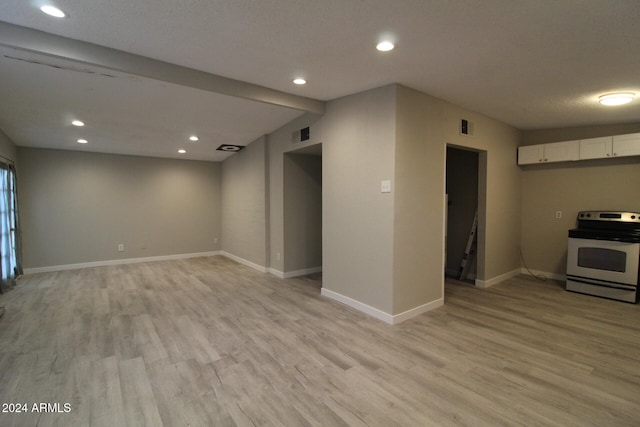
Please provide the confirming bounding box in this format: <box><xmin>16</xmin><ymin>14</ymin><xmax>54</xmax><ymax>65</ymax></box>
<box><xmin>445</xmin><ymin>145</ymin><xmax>486</xmax><ymax>285</ymax></box>
<box><xmin>282</xmin><ymin>143</ymin><xmax>323</xmax><ymax>285</ymax></box>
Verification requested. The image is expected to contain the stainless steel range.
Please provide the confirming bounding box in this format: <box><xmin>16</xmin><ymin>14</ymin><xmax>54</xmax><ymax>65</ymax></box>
<box><xmin>567</xmin><ymin>211</ymin><xmax>640</xmax><ymax>303</ymax></box>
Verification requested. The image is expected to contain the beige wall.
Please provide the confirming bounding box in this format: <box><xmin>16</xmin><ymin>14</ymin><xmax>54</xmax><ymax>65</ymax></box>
<box><xmin>393</xmin><ymin>86</ymin><xmax>445</xmax><ymax>313</ymax></box>
<box><xmin>520</xmin><ymin>123</ymin><xmax>640</xmax><ymax>276</ymax></box>
<box><xmin>18</xmin><ymin>148</ymin><xmax>221</xmax><ymax>269</ymax></box>
<box><xmin>268</xmin><ymin>114</ymin><xmax>322</xmax><ymax>274</ymax></box>
<box><xmin>268</xmin><ymin>85</ymin><xmax>396</xmax><ymax>313</ymax></box>
<box><xmin>262</xmin><ymin>84</ymin><xmax>522</xmax><ymax>317</ymax></box>
<box><xmin>0</xmin><ymin>128</ymin><xmax>17</xmax><ymax>162</ymax></box>
<box><xmin>392</xmin><ymin>86</ymin><xmax>521</xmax><ymax>311</ymax></box>
<box><xmin>318</xmin><ymin>86</ymin><xmax>397</xmax><ymax>313</ymax></box>
<box><xmin>283</xmin><ymin>152</ymin><xmax>322</xmax><ymax>272</ymax></box>
<box><xmin>221</xmin><ymin>136</ymin><xmax>268</xmax><ymax>267</ymax></box>
<box><xmin>443</xmin><ymin>101</ymin><xmax>522</xmax><ymax>282</ymax></box>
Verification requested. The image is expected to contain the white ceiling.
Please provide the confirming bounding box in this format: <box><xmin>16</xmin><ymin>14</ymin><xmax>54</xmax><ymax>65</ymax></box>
<box><xmin>1</xmin><ymin>0</ymin><xmax>639</xmax><ymax>161</ymax></box>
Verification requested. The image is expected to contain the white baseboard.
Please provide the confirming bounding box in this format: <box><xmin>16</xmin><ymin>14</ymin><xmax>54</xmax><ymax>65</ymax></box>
<box><xmin>269</xmin><ymin>268</ymin><xmax>285</xmax><ymax>279</ymax></box>
<box><xmin>473</xmin><ymin>267</ymin><xmax>563</xmax><ymax>289</ymax></box>
<box><xmin>219</xmin><ymin>251</ymin><xmax>269</xmax><ymax>273</ymax></box>
<box><xmin>282</xmin><ymin>266</ymin><xmax>322</xmax><ymax>279</ymax></box>
<box><xmin>270</xmin><ymin>267</ymin><xmax>322</xmax><ymax>279</ymax></box>
<box><xmin>321</xmin><ymin>288</ymin><xmax>394</xmax><ymax>323</ymax></box>
<box><xmin>24</xmin><ymin>251</ymin><xmax>222</xmax><ymax>275</ymax></box>
<box><xmin>391</xmin><ymin>298</ymin><xmax>444</xmax><ymax>324</ymax></box>
<box><xmin>475</xmin><ymin>268</ymin><xmax>521</xmax><ymax>288</ymax></box>
<box><xmin>321</xmin><ymin>288</ymin><xmax>443</xmax><ymax>325</ymax></box>
<box><xmin>520</xmin><ymin>268</ymin><xmax>565</xmax><ymax>281</ymax></box>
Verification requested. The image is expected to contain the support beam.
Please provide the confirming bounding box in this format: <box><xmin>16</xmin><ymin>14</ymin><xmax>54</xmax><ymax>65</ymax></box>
<box><xmin>0</xmin><ymin>21</ymin><xmax>325</xmax><ymax>115</ymax></box>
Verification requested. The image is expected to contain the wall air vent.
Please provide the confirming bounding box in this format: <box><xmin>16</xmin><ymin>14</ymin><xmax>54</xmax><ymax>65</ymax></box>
<box><xmin>301</xmin><ymin>127</ymin><xmax>310</xmax><ymax>141</ymax></box>
<box><xmin>291</xmin><ymin>126</ymin><xmax>310</xmax><ymax>143</ymax></box>
<box><xmin>460</xmin><ymin>118</ymin><xmax>474</xmax><ymax>136</ymax></box>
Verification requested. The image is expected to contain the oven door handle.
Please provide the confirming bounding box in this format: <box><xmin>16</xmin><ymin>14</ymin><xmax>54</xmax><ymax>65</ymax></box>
<box><xmin>566</xmin><ymin>275</ymin><xmax>637</xmax><ymax>291</ymax></box>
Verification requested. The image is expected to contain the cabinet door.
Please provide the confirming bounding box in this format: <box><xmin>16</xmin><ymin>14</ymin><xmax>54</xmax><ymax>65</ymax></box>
<box><xmin>518</xmin><ymin>145</ymin><xmax>543</xmax><ymax>164</ymax></box>
<box><xmin>612</xmin><ymin>133</ymin><xmax>640</xmax><ymax>157</ymax></box>
<box><xmin>543</xmin><ymin>140</ymin><xmax>579</xmax><ymax>162</ymax></box>
<box><xmin>580</xmin><ymin>136</ymin><xmax>613</xmax><ymax>160</ymax></box>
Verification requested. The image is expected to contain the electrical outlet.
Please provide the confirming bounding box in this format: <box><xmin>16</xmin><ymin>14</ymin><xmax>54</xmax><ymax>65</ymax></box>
<box><xmin>276</xmin><ymin>252</ymin><xmax>281</xmax><ymax>261</ymax></box>
<box><xmin>555</xmin><ymin>211</ymin><xmax>562</xmax><ymax>219</ymax></box>
<box><xmin>214</xmin><ymin>237</ymin><xmax>218</xmax><ymax>244</ymax></box>
<box><xmin>381</xmin><ymin>180</ymin><xmax>392</xmax><ymax>193</ymax></box>
<box><xmin>118</xmin><ymin>244</ymin><xmax>125</xmax><ymax>252</ymax></box>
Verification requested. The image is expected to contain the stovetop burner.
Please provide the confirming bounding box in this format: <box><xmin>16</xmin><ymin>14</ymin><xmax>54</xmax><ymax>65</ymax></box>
<box><xmin>569</xmin><ymin>228</ymin><xmax>640</xmax><ymax>243</ymax></box>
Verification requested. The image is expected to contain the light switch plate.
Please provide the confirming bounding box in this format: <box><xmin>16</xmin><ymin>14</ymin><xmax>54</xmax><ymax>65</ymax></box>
<box><xmin>381</xmin><ymin>180</ymin><xmax>392</xmax><ymax>193</ymax></box>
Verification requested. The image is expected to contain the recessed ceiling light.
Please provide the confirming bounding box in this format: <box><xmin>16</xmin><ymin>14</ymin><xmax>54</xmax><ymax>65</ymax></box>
<box><xmin>178</xmin><ymin>149</ymin><xmax>186</xmax><ymax>154</ymax></box>
<box><xmin>71</xmin><ymin>120</ymin><xmax>85</xmax><ymax>127</ymax></box>
<box><xmin>376</xmin><ymin>41</ymin><xmax>395</xmax><ymax>52</ymax></box>
<box><xmin>293</xmin><ymin>78</ymin><xmax>306</xmax><ymax>85</ymax></box>
<box><xmin>77</xmin><ymin>139</ymin><xmax>88</xmax><ymax>144</ymax></box>
<box><xmin>189</xmin><ymin>135</ymin><xmax>199</xmax><ymax>141</ymax></box>
<box><xmin>598</xmin><ymin>92</ymin><xmax>635</xmax><ymax>106</ymax></box>
<box><xmin>40</xmin><ymin>5</ymin><xmax>67</xmax><ymax>18</ymax></box>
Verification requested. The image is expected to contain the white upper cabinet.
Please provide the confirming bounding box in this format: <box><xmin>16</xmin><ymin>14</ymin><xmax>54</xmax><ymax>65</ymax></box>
<box><xmin>518</xmin><ymin>140</ymin><xmax>579</xmax><ymax>165</ymax></box>
<box><xmin>520</xmin><ymin>132</ymin><xmax>640</xmax><ymax>166</ymax></box>
<box><xmin>543</xmin><ymin>140</ymin><xmax>579</xmax><ymax>162</ymax></box>
<box><xmin>580</xmin><ymin>136</ymin><xmax>613</xmax><ymax>160</ymax></box>
<box><xmin>517</xmin><ymin>145</ymin><xmax>544</xmax><ymax>164</ymax></box>
<box><xmin>612</xmin><ymin>132</ymin><xmax>640</xmax><ymax>158</ymax></box>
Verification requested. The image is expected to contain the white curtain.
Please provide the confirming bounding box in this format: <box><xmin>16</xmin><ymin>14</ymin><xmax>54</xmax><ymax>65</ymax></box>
<box><xmin>0</xmin><ymin>162</ymin><xmax>21</xmax><ymax>293</ymax></box>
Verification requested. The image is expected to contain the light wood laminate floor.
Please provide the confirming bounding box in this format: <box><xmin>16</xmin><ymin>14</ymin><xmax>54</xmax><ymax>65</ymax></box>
<box><xmin>0</xmin><ymin>256</ymin><xmax>639</xmax><ymax>426</ymax></box>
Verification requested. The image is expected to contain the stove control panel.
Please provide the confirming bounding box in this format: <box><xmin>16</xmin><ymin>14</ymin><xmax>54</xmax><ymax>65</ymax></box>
<box><xmin>577</xmin><ymin>211</ymin><xmax>640</xmax><ymax>223</ymax></box>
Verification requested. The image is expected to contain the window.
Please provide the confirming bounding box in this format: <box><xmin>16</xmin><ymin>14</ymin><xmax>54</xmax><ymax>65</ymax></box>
<box><xmin>0</xmin><ymin>161</ymin><xmax>21</xmax><ymax>293</ymax></box>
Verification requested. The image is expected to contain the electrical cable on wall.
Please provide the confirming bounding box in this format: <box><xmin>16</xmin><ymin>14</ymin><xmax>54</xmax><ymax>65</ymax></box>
<box><xmin>519</xmin><ymin>248</ymin><xmax>547</xmax><ymax>281</ymax></box>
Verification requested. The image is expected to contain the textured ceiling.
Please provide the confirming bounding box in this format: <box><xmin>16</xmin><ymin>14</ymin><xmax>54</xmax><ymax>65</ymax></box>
<box><xmin>1</xmin><ymin>0</ymin><xmax>639</xmax><ymax>161</ymax></box>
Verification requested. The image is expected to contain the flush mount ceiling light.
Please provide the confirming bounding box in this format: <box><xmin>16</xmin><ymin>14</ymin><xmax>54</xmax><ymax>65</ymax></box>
<box><xmin>376</xmin><ymin>41</ymin><xmax>395</xmax><ymax>52</ymax></box>
<box><xmin>40</xmin><ymin>5</ymin><xmax>67</xmax><ymax>18</ymax></box>
<box><xmin>178</xmin><ymin>149</ymin><xmax>186</xmax><ymax>154</ymax></box>
<box><xmin>77</xmin><ymin>139</ymin><xmax>88</xmax><ymax>144</ymax></box>
<box><xmin>293</xmin><ymin>78</ymin><xmax>306</xmax><ymax>85</ymax></box>
<box><xmin>189</xmin><ymin>135</ymin><xmax>199</xmax><ymax>141</ymax></box>
<box><xmin>599</xmin><ymin>92</ymin><xmax>635</xmax><ymax>106</ymax></box>
<box><xmin>71</xmin><ymin>120</ymin><xmax>84</xmax><ymax>127</ymax></box>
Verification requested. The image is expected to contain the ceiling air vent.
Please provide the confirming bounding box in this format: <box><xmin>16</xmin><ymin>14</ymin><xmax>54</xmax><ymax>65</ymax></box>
<box><xmin>216</xmin><ymin>144</ymin><xmax>245</xmax><ymax>152</ymax></box>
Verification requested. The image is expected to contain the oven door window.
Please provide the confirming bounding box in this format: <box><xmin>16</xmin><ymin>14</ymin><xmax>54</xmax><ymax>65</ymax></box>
<box><xmin>577</xmin><ymin>247</ymin><xmax>626</xmax><ymax>273</ymax></box>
